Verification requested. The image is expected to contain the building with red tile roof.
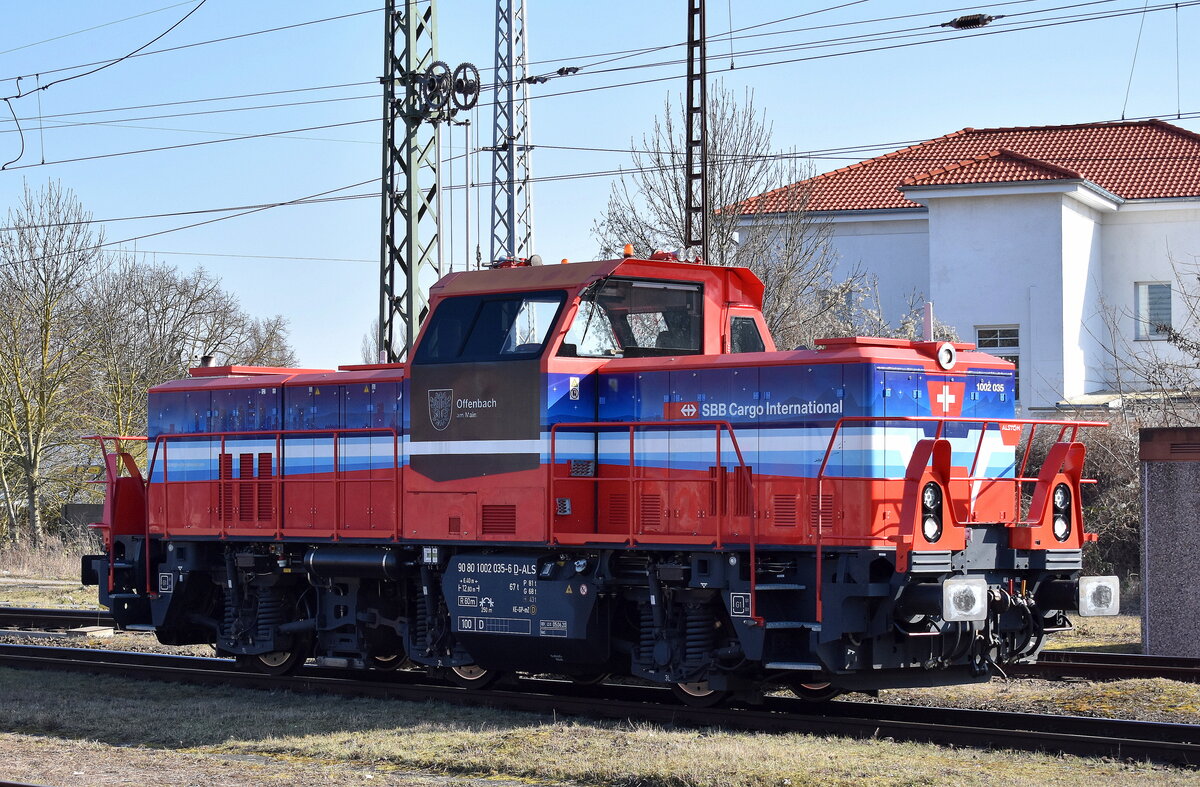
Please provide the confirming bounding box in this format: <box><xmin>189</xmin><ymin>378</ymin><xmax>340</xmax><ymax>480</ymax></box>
<box><xmin>739</xmin><ymin>119</ymin><xmax>1200</xmax><ymax>408</ymax></box>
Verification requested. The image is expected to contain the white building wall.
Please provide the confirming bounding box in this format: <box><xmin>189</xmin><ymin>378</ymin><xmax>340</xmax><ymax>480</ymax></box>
<box><xmin>825</xmin><ymin>214</ymin><xmax>929</xmax><ymax>324</ymax></box>
<box><xmin>919</xmin><ymin>191</ymin><xmax>1066</xmax><ymax>409</ymax></box>
<box><xmin>1100</xmin><ymin>203</ymin><xmax>1200</xmax><ymax>389</ymax></box>
<box><xmin>1060</xmin><ymin>198</ymin><xmax>1107</xmax><ymax>398</ymax></box>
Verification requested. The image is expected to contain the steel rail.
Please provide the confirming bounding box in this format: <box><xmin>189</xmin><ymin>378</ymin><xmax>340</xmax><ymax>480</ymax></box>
<box><xmin>1012</xmin><ymin>650</ymin><xmax>1200</xmax><ymax>683</ymax></box>
<box><xmin>0</xmin><ymin>643</ymin><xmax>1196</xmax><ymax>767</ymax></box>
<box><xmin>0</xmin><ymin>607</ymin><xmax>114</xmax><ymax>631</ymax></box>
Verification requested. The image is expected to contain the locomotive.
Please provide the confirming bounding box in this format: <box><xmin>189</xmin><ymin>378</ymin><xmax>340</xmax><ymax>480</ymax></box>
<box><xmin>83</xmin><ymin>253</ymin><xmax>1118</xmax><ymax>705</ymax></box>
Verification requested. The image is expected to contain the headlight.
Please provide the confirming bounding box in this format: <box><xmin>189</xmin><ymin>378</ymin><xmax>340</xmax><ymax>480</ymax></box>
<box><xmin>1052</xmin><ymin>483</ymin><xmax>1071</xmax><ymax>542</ymax></box>
<box><xmin>921</xmin><ymin>482</ymin><xmax>943</xmax><ymax>543</ymax></box>
<box><xmin>1053</xmin><ymin>483</ymin><xmax>1070</xmax><ymax>510</ymax></box>
<box><xmin>1052</xmin><ymin>516</ymin><xmax>1070</xmax><ymax>541</ymax></box>
<box><xmin>922</xmin><ymin>516</ymin><xmax>942</xmax><ymax>542</ymax></box>
<box><xmin>1078</xmin><ymin>576</ymin><xmax>1120</xmax><ymax>616</ymax></box>
<box><xmin>942</xmin><ymin>577</ymin><xmax>988</xmax><ymax>622</ymax></box>
<box><xmin>922</xmin><ymin>482</ymin><xmax>941</xmax><ymax>512</ymax></box>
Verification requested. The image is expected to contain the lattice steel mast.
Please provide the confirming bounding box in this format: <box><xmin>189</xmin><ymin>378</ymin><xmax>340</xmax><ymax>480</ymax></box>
<box><xmin>379</xmin><ymin>0</ymin><xmax>439</xmax><ymax>362</ymax></box>
<box><xmin>684</xmin><ymin>0</ymin><xmax>708</xmax><ymax>263</ymax></box>
<box><xmin>490</xmin><ymin>0</ymin><xmax>534</xmax><ymax>263</ymax></box>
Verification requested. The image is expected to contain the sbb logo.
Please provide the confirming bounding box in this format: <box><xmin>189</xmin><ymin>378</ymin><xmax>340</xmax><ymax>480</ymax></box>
<box><xmin>663</xmin><ymin>401</ymin><xmax>701</xmax><ymax>419</ymax></box>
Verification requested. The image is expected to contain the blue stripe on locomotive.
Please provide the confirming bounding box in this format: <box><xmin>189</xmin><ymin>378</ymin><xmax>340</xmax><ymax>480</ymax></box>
<box><xmin>548</xmin><ymin>362</ymin><xmax>1016</xmax><ymax>479</ymax></box>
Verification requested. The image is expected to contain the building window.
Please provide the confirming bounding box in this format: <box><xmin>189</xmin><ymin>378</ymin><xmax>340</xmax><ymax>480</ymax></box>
<box><xmin>1135</xmin><ymin>282</ymin><xmax>1172</xmax><ymax>340</ymax></box>
<box><xmin>976</xmin><ymin>326</ymin><xmax>1020</xmax><ymax>401</ymax></box>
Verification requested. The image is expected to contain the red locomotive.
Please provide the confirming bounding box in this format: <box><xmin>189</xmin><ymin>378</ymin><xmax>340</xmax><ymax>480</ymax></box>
<box><xmin>84</xmin><ymin>254</ymin><xmax>1118</xmax><ymax>704</ymax></box>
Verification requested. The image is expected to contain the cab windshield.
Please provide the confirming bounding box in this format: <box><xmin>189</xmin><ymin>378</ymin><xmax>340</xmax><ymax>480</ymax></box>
<box><xmin>559</xmin><ymin>278</ymin><xmax>702</xmax><ymax>358</ymax></box>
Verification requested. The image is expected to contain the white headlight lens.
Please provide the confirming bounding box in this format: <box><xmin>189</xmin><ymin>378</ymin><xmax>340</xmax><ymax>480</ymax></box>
<box><xmin>1053</xmin><ymin>484</ymin><xmax>1070</xmax><ymax>510</ymax></box>
<box><xmin>922</xmin><ymin>516</ymin><xmax>941</xmax><ymax>542</ymax></box>
<box><xmin>1053</xmin><ymin>516</ymin><xmax>1070</xmax><ymax>541</ymax></box>
<box><xmin>1078</xmin><ymin>576</ymin><xmax>1120</xmax><ymax>616</ymax></box>
<box><xmin>942</xmin><ymin>577</ymin><xmax>988</xmax><ymax>622</ymax></box>
<box><xmin>922</xmin><ymin>483</ymin><xmax>940</xmax><ymax>511</ymax></box>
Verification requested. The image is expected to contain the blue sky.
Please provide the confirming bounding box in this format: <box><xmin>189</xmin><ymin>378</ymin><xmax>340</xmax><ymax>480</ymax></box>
<box><xmin>1</xmin><ymin>0</ymin><xmax>1196</xmax><ymax>368</ymax></box>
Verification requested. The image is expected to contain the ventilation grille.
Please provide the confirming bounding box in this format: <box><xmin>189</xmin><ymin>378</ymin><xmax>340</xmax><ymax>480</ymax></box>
<box><xmin>448</xmin><ymin>516</ymin><xmax>462</xmax><ymax>535</ymax></box>
<box><xmin>1170</xmin><ymin>442</ymin><xmax>1200</xmax><ymax>454</ymax></box>
<box><xmin>809</xmin><ymin>494</ymin><xmax>834</xmax><ymax>533</ymax></box>
<box><xmin>607</xmin><ymin>493</ymin><xmax>629</xmax><ymax>529</ymax></box>
<box><xmin>640</xmin><ymin>494</ymin><xmax>663</xmax><ymax>529</ymax></box>
<box><xmin>218</xmin><ymin>453</ymin><xmax>233</xmax><ymax>521</ymax></box>
<box><xmin>256</xmin><ymin>453</ymin><xmax>273</xmax><ymax>520</ymax></box>
<box><xmin>481</xmin><ymin>505</ymin><xmax>517</xmax><ymax>534</ymax></box>
<box><xmin>774</xmin><ymin>494</ymin><xmax>798</xmax><ymax>527</ymax></box>
<box><xmin>238</xmin><ymin>454</ymin><xmax>254</xmax><ymax>521</ymax></box>
<box><xmin>732</xmin><ymin>466</ymin><xmax>754</xmax><ymax>517</ymax></box>
<box><xmin>569</xmin><ymin>459</ymin><xmax>596</xmax><ymax>477</ymax></box>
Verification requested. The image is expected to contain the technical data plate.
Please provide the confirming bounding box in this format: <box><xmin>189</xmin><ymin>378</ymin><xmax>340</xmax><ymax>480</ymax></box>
<box><xmin>444</xmin><ymin>555</ymin><xmax>597</xmax><ymax>640</ymax></box>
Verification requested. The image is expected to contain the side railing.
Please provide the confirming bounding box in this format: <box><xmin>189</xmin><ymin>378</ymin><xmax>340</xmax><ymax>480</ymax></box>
<box><xmin>83</xmin><ymin>435</ymin><xmax>150</xmax><ymax>594</ymax></box>
<box><xmin>148</xmin><ymin>427</ymin><xmax>401</xmax><ymax>539</ymax></box>
<box><xmin>548</xmin><ymin>419</ymin><xmax>764</xmax><ymax>623</ymax></box>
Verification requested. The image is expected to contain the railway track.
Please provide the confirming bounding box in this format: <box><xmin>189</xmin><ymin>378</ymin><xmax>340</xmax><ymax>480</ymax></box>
<box><xmin>0</xmin><ymin>607</ymin><xmax>113</xmax><ymax>631</ymax></box>
<box><xmin>1011</xmin><ymin>650</ymin><xmax>1200</xmax><ymax>683</ymax></box>
<box><xmin>3</xmin><ymin>607</ymin><xmax>1199</xmax><ymax>683</ymax></box>
<box><xmin>0</xmin><ymin>642</ymin><xmax>1197</xmax><ymax>767</ymax></box>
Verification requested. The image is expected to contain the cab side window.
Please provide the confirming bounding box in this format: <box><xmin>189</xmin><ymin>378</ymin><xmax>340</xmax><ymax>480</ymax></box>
<box><xmin>559</xmin><ymin>278</ymin><xmax>703</xmax><ymax>358</ymax></box>
<box><xmin>730</xmin><ymin>316</ymin><xmax>765</xmax><ymax>353</ymax></box>
<box><xmin>414</xmin><ymin>291</ymin><xmax>565</xmax><ymax>363</ymax></box>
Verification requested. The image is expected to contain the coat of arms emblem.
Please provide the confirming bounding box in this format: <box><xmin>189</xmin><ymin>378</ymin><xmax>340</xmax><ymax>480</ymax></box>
<box><xmin>428</xmin><ymin>388</ymin><xmax>453</xmax><ymax>431</ymax></box>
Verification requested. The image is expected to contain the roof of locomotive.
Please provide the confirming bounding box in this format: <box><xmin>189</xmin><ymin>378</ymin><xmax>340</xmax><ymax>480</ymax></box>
<box><xmin>428</xmin><ymin>257</ymin><xmax>765</xmax><ymax>309</ymax></box>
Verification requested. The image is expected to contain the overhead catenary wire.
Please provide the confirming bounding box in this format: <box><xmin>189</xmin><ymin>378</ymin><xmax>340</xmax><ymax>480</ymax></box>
<box><xmin>3</xmin><ymin>1</ymin><xmax>210</xmax><ymax>100</ymax></box>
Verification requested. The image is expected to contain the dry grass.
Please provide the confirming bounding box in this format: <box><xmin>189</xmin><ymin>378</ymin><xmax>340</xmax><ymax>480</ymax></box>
<box><xmin>0</xmin><ymin>667</ymin><xmax>1197</xmax><ymax>787</ymax></box>
<box><xmin>0</xmin><ymin>541</ymin><xmax>89</xmax><ymax>581</ymax></box>
<box><xmin>0</xmin><ymin>581</ymin><xmax>101</xmax><ymax>609</ymax></box>
<box><xmin>1043</xmin><ymin>613</ymin><xmax>1141</xmax><ymax>652</ymax></box>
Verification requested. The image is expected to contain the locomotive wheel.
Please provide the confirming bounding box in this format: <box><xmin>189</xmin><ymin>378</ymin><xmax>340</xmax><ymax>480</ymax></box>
<box><xmin>445</xmin><ymin>664</ymin><xmax>502</xmax><ymax>689</ymax></box>
<box><xmin>791</xmin><ymin>681</ymin><xmax>842</xmax><ymax>702</ymax></box>
<box><xmin>671</xmin><ymin>681</ymin><xmax>729</xmax><ymax>708</ymax></box>
<box><xmin>236</xmin><ymin>647</ymin><xmax>307</xmax><ymax>676</ymax></box>
<box><xmin>368</xmin><ymin>653</ymin><xmax>408</xmax><ymax>671</ymax></box>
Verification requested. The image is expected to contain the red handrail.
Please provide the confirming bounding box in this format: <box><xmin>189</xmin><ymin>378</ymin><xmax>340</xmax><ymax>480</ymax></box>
<box><xmin>150</xmin><ymin>427</ymin><xmax>401</xmax><ymax>540</ymax></box>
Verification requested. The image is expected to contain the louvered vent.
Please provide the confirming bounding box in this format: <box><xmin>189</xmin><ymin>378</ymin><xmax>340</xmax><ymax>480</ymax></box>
<box><xmin>256</xmin><ymin>453</ymin><xmax>273</xmax><ymax>521</ymax></box>
<box><xmin>481</xmin><ymin>505</ymin><xmax>517</xmax><ymax>534</ymax></box>
<box><xmin>809</xmin><ymin>494</ymin><xmax>834</xmax><ymax>533</ymax></box>
<box><xmin>774</xmin><ymin>494</ymin><xmax>798</xmax><ymax>526</ymax></box>
<box><xmin>607</xmin><ymin>493</ymin><xmax>630</xmax><ymax>529</ymax></box>
<box><xmin>640</xmin><ymin>494</ymin><xmax>663</xmax><ymax>529</ymax></box>
<box><xmin>732</xmin><ymin>466</ymin><xmax>754</xmax><ymax>517</ymax></box>
<box><xmin>1170</xmin><ymin>442</ymin><xmax>1200</xmax><ymax>454</ymax></box>
<box><xmin>218</xmin><ymin>453</ymin><xmax>233</xmax><ymax>521</ymax></box>
<box><xmin>238</xmin><ymin>454</ymin><xmax>254</xmax><ymax>521</ymax></box>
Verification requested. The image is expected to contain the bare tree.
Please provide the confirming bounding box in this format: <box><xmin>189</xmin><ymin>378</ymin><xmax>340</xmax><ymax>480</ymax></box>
<box><xmin>591</xmin><ymin>84</ymin><xmax>944</xmax><ymax>349</ymax></box>
<box><xmin>87</xmin><ymin>257</ymin><xmax>298</xmax><ymax>451</ymax></box>
<box><xmin>0</xmin><ymin>182</ymin><xmax>109</xmax><ymax>546</ymax></box>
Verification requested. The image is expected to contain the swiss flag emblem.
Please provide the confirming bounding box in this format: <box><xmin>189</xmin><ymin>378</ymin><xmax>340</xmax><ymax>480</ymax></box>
<box><xmin>926</xmin><ymin>380</ymin><xmax>967</xmax><ymax>417</ymax></box>
<box><xmin>664</xmin><ymin>401</ymin><xmax>700</xmax><ymax>419</ymax></box>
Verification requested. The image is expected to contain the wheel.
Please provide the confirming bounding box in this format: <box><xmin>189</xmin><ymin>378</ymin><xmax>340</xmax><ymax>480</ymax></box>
<box><xmin>445</xmin><ymin>664</ymin><xmax>502</xmax><ymax>689</ymax></box>
<box><xmin>236</xmin><ymin>647</ymin><xmax>307</xmax><ymax>676</ymax></box>
<box><xmin>671</xmin><ymin>681</ymin><xmax>729</xmax><ymax>708</ymax></box>
<box><xmin>368</xmin><ymin>653</ymin><xmax>408</xmax><ymax>671</ymax></box>
<box><xmin>791</xmin><ymin>681</ymin><xmax>842</xmax><ymax>702</ymax></box>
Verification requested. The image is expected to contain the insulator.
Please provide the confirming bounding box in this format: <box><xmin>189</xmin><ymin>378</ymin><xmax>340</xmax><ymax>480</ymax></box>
<box><xmin>683</xmin><ymin>603</ymin><xmax>714</xmax><ymax>665</ymax></box>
